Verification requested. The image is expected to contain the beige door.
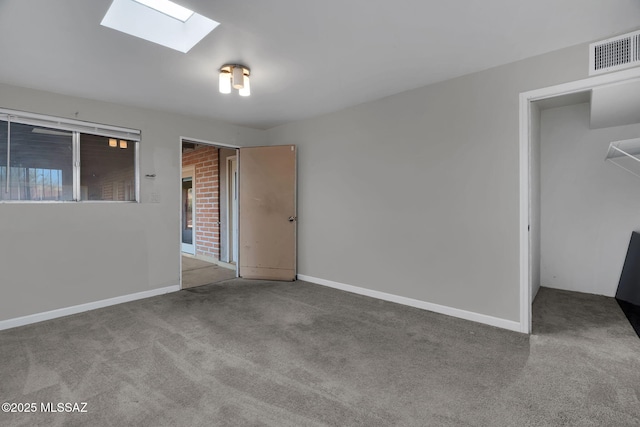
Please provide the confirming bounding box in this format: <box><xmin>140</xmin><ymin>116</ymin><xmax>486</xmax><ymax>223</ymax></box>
<box><xmin>238</xmin><ymin>145</ymin><xmax>296</xmax><ymax>280</ymax></box>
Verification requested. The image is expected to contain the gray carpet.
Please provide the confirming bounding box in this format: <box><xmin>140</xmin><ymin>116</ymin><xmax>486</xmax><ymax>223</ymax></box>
<box><xmin>0</xmin><ymin>283</ymin><xmax>639</xmax><ymax>426</ymax></box>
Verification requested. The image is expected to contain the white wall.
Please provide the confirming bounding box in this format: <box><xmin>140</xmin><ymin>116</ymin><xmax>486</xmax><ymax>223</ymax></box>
<box><xmin>540</xmin><ymin>102</ymin><xmax>640</xmax><ymax>296</ymax></box>
<box><xmin>0</xmin><ymin>83</ymin><xmax>264</xmax><ymax>322</ymax></box>
<box><xmin>268</xmin><ymin>43</ymin><xmax>589</xmax><ymax>323</ymax></box>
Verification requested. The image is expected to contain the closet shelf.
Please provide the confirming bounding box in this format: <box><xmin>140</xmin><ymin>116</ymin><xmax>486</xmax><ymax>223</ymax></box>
<box><xmin>606</xmin><ymin>138</ymin><xmax>640</xmax><ymax>179</ymax></box>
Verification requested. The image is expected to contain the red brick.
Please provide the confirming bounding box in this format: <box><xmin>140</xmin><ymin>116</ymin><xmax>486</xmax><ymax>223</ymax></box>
<box><xmin>183</xmin><ymin>144</ymin><xmax>220</xmax><ymax>259</ymax></box>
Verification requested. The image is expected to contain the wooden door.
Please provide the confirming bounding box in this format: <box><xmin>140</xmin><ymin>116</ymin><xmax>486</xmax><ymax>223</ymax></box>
<box><xmin>238</xmin><ymin>145</ymin><xmax>296</xmax><ymax>280</ymax></box>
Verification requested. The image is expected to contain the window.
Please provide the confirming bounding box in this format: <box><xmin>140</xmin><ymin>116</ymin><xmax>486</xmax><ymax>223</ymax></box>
<box><xmin>0</xmin><ymin>109</ymin><xmax>140</xmax><ymax>202</ymax></box>
<box><xmin>0</xmin><ymin>122</ymin><xmax>72</xmax><ymax>201</ymax></box>
<box><xmin>80</xmin><ymin>134</ymin><xmax>136</xmax><ymax>201</ymax></box>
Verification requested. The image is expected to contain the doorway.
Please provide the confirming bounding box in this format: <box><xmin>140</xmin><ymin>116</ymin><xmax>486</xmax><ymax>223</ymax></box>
<box><xmin>519</xmin><ymin>68</ymin><xmax>640</xmax><ymax>333</ymax></box>
<box><xmin>181</xmin><ymin>140</ymin><xmax>237</xmax><ymax>288</ymax></box>
<box><xmin>179</xmin><ymin>138</ymin><xmax>298</xmax><ymax>289</ymax></box>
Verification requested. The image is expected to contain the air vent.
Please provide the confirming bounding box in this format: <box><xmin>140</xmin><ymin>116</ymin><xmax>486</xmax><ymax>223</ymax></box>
<box><xmin>589</xmin><ymin>30</ymin><xmax>640</xmax><ymax>76</ymax></box>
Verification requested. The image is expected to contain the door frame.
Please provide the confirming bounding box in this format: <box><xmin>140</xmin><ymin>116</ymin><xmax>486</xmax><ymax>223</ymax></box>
<box><xmin>179</xmin><ymin>137</ymin><xmax>240</xmax><ymax>289</ymax></box>
<box><xmin>518</xmin><ymin>67</ymin><xmax>640</xmax><ymax>333</ymax></box>
<box><xmin>226</xmin><ymin>155</ymin><xmax>238</xmax><ymax>264</ymax></box>
<box><xmin>181</xmin><ymin>165</ymin><xmax>196</xmax><ymax>255</ymax></box>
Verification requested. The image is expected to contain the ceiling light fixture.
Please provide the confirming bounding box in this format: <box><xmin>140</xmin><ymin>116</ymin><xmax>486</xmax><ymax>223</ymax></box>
<box><xmin>132</xmin><ymin>0</ymin><xmax>194</xmax><ymax>22</ymax></box>
<box><xmin>219</xmin><ymin>65</ymin><xmax>250</xmax><ymax>96</ymax></box>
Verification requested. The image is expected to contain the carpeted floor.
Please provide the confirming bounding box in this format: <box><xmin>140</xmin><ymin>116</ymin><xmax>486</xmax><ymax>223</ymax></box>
<box><xmin>0</xmin><ymin>283</ymin><xmax>639</xmax><ymax>426</ymax></box>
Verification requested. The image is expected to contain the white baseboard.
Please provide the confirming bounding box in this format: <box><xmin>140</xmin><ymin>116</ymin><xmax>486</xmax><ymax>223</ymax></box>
<box><xmin>297</xmin><ymin>275</ymin><xmax>522</xmax><ymax>333</ymax></box>
<box><xmin>0</xmin><ymin>285</ymin><xmax>180</xmax><ymax>331</ymax></box>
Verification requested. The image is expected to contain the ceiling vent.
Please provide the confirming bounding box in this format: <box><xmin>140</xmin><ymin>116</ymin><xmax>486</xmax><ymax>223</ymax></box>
<box><xmin>589</xmin><ymin>29</ymin><xmax>640</xmax><ymax>76</ymax></box>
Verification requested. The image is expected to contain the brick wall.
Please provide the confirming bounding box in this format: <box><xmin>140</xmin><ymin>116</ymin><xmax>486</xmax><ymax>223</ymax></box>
<box><xmin>182</xmin><ymin>145</ymin><xmax>220</xmax><ymax>259</ymax></box>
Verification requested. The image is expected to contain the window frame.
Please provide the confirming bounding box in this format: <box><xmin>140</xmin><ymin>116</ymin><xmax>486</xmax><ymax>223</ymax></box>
<box><xmin>0</xmin><ymin>108</ymin><xmax>140</xmax><ymax>203</ymax></box>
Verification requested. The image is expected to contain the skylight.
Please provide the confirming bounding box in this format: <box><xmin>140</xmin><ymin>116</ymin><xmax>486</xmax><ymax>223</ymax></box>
<box><xmin>132</xmin><ymin>0</ymin><xmax>194</xmax><ymax>23</ymax></box>
<box><xmin>101</xmin><ymin>0</ymin><xmax>219</xmax><ymax>53</ymax></box>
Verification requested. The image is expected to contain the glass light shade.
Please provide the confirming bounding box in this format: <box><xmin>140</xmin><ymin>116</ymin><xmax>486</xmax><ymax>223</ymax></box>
<box><xmin>239</xmin><ymin>75</ymin><xmax>250</xmax><ymax>96</ymax></box>
<box><xmin>109</xmin><ymin>138</ymin><xmax>118</xmax><ymax>147</ymax></box>
<box><xmin>232</xmin><ymin>66</ymin><xmax>245</xmax><ymax>89</ymax></box>
<box><xmin>219</xmin><ymin>71</ymin><xmax>231</xmax><ymax>94</ymax></box>
<box><xmin>119</xmin><ymin>140</ymin><xmax>128</xmax><ymax>149</ymax></box>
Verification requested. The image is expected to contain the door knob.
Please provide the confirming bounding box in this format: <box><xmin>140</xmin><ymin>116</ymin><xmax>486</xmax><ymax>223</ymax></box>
<box><xmin>288</xmin><ymin>216</ymin><xmax>297</xmax><ymax>222</ymax></box>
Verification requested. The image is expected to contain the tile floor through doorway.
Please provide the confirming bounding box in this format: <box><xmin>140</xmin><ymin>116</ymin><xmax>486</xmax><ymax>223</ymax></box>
<box><xmin>182</xmin><ymin>255</ymin><xmax>236</xmax><ymax>289</ymax></box>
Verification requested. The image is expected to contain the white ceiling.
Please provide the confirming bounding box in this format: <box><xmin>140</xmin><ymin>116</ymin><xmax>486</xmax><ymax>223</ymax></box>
<box><xmin>0</xmin><ymin>0</ymin><xmax>639</xmax><ymax>129</ymax></box>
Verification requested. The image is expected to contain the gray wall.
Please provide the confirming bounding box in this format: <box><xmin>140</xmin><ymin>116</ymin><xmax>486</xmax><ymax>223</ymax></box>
<box><xmin>267</xmin><ymin>43</ymin><xmax>589</xmax><ymax>322</ymax></box>
<box><xmin>540</xmin><ymin>102</ymin><xmax>640</xmax><ymax>296</ymax></box>
<box><xmin>0</xmin><ymin>83</ymin><xmax>264</xmax><ymax>321</ymax></box>
<box><xmin>0</xmin><ymin>40</ymin><xmax>615</xmax><ymax>325</ymax></box>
